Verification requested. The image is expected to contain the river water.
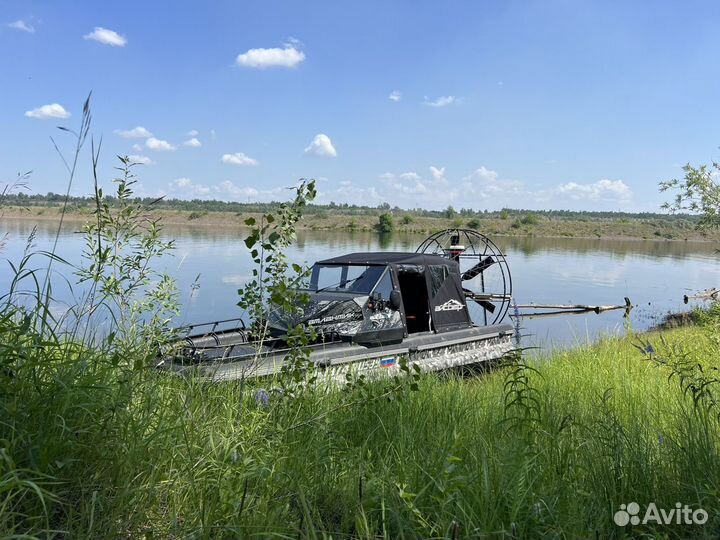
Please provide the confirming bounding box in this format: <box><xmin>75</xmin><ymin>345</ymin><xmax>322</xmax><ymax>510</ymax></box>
<box><xmin>1</xmin><ymin>218</ymin><xmax>718</xmax><ymax>351</ymax></box>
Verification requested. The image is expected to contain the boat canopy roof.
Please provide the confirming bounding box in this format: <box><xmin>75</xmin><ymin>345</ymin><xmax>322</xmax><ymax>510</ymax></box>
<box><xmin>317</xmin><ymin>252</ymin><xmax>453</xmax><ymax>267</ymax></box>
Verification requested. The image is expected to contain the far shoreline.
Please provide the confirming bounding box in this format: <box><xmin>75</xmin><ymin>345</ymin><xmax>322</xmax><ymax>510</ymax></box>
<box><xmin>1</xmin><ymin>205</ymin><xmax>718</xmax><ymax>244</ymax></box>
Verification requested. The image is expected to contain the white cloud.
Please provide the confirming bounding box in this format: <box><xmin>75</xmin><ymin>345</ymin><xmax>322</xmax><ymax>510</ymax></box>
<box><xmin>399</xmin><ymin>172</ymin><xmax>421</xmax><ymax>181</ymax></box>
<box><xmin>429</xmin><ymin>166</ymin><xmax>446</xmax><ymax>181</ymax></box>
<box><xmin>424</xmin><ymin>95</ymin><xmax>457</xmax><ymax>107</ymax></box>
<box><xmin>114</xmin><ymin>126</ymin><xmax>153</xmax><ymax>139</ymax></box>
<box><xmin>127</xmin><ymin>154</ymin><xmax>153</xmax><ymax>165</ymax></box>
<box><xmin>184</xmin><ymin>137</ymin><xmax>202</xmax><ymax>148</ymax></box>
<box><xmin>83</xmin><ymin>27</ymin><xmax>126</xmax><ymax>47</ymax></box>
<box><xmin>315</xmin><ymin>181</ymin><xmax>382</xmax><ymax>206</ymax></box>
<box><xmin>132</xmin><ymin>143</ymin><xmax>142</xmax><ymax>151</ymax></box>
<box><xmin>235</xmin><ymin>43</ymin><xmax>305</xmax><ymax>68</ymax></box>
<box><xmin>462</xmin><ymin>166</ymin><xmax>524</xmax><ymax>198</ymax></box>
<box><xmin>169</xmin><ymin>177</ymin><xmax>211</xmax><ymax>197</ymax></box>
<box><xmin>333</xmin><ymin>166</ymin><xmax>635</xmax><ymax>211</ymax></box>
<box><xmin>377</xmin><ymin>165</ymin><xmax>527</xmax><ymax>209</ymax></box>
<box><xmin>163</xmin><ymin>162</ymin><xmax>633</xmax><ymax>211</ymax></box>
<box><xmin>464</xmin><ymin>166</ymin><xmax>499</xmax><ymax>184</ymax></box>
<box><xmin>389</xmin><ymin>90</ymin><xmax>402</xmax><ymax>102</ymax></box>
<box><xmin>186</xmin><ymin>129</ymin><xmax>199</xmax><ymax>137</ymax></box>
<box><xmin>168</xmin><ymin>178</ymin><xmax>291</xmax><ymax>203</ymax></box>
<box><xmin>222</xmin><ymin>152</ymin><xmax>259</xmax><ymax>166</ymax></box>
<box><xmin>24</xmin><ymin>103</ymin><xmax>70</xmax><ymax>119</ymax></box>
<box><xmin>382</xmin><ymin>166</ymin><xmax>521</xmax><ymax>206</ymax></box>
<box><xmin>146</xmin><ymin>137</ymin><xmax>176</xmax><ymax>151</ymax></box>
<box><xmin>285</xmin><ymin>36</ymin><xmax>304</xmax><ymax>48</ymax></box>
<box><xmin>304</xmin><ymin>133</ymin><xmax>337</xmax><ymax>157</ymax></box>
<box><xmin>215</xmin><ymin>180</ymin><xmax>259</xmax><ymax>199</ymax></box>
<box><xmin>173</xmin><ymin>178</ymin><xmax>193</xmax><ymax>188</ymax></box>
<box><xmin>381</xmin><ymin>172</ymin><xmax>429</xmax><ymax>196</ymax></box>
<box><xmin>8</xmin><ymin>20</ymin><xmax>34</xmax><ymax>33</ymax></box>
<box><xmin>557</xmin><ymin>179</ymin><xmax>632</xmax><ymax>201</ymax></box>
<box><xmin>215</xmin><ymin>181</ymin><xmax>299</xmax><ymax>202</ymax></box>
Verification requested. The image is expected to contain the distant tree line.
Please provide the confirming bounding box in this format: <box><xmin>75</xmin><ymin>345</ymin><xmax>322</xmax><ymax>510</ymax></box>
<box><xmin>2</xmin><ymin>191</ymin><xmax>703</xmax><ymax>225</ymax></box>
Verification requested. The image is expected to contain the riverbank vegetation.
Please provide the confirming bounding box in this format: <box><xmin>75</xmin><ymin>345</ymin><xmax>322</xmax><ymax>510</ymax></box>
<box><xmin>2</xmin><ymin>191</ymin><xmax>719</xmax><ymax>241</ymax></box>
<box><xmin>2</xmin><ymin>283</ymin><xmax>720</xmax><ymax>537</ymax></box>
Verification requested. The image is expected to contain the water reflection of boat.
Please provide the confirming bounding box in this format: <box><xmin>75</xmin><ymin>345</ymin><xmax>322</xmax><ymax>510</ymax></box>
<box><xmin>158</xmin><ymin>230</ymin><xmax>515</xmax><ymax>381</ymax></box>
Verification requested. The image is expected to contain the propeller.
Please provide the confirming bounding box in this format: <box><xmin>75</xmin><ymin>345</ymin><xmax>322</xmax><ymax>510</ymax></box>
<box><xmin>472</xmin><ymin>298</ymin><xmax>496</xmax><ymax>313</ymax></box>
<box><xmin>461</xmin><ymin>256</ymin><xmax>495</xmax><ymax>281</ymax></box>
<box><xmin>463</xmin><ymin>288</ymin><xmax>497</xmax><ymax>313</ymax></box>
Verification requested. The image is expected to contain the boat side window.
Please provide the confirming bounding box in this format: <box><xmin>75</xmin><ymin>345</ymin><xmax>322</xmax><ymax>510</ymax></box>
<box><xmin>311</xmin><ymin>264</ymin><xmax>386</xmax><ymax>294</ymax></box>
<box><xmin>429</xmin><ymin>265</ymin><xmax>450</xmax><ymax>297</ymax></box>
<box><xmin>371</xmin><ymin>268</ymin><xmax>394</xmax><ymax>300</ymax></box>
<box><xmin>345</xmin><ymin>265</ymin><xmax>367</xmax><ymax>285</ymax></box>
<box><xmin>347</xmin><ymin>265</ymin><xmax>385</xmax><ymax>293</ymax></box>
<box><xmin>312</xmin><ymin>265</ymin><xmax>343</xmax><ymax>290</ymax></box>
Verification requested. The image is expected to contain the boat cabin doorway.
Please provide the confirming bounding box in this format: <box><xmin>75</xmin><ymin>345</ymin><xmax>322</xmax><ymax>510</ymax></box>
<box><xmin>397</xmin><ymin>266</ymin><xmax>431</xmax><ymax>334</ymax></box>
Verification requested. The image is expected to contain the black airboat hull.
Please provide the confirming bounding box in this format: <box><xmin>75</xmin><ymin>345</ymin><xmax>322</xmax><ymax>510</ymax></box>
<box><xmin>159</xmin><ymin>323</ymin><xmax>514</xmax><ymax>382</ymax></box>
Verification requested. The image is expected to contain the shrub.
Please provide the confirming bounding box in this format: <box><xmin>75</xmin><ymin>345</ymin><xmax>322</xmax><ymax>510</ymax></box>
<box><xmin>376</xmin><ymin>212</ymin><xmax>394</xmax><ymax>233</ymax></box>
<box><xmin>521</xmin><ymin>213</ymin><xmax>539</xmax><ymax>226</ymax></box>
<box><xmin>467</xmin><ymin>218</ymin><xmax>481</xmax><ymax>229</ymax></box>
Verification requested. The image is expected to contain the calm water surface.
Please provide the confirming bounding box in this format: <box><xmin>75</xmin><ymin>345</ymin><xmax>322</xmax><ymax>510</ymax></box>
<box><xmin>2</xmin><ymin>219</ymin><xmax>719</xmax><ymax>351</ymax></box>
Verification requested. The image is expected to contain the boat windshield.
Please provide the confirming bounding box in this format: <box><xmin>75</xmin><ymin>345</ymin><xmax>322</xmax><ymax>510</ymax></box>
<box><xmin>310</xmin><ymin>264</ymin><xmax>387</xmax><ymax>294</ymax></box>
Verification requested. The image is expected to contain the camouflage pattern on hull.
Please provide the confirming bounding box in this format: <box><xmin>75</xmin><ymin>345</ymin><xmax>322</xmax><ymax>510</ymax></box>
<box><xmin>270</xmin><ymin>295</ymin><xmax>405</xmax><ymax>341</ymax></box>
<box><xmin>322</xmin><ymin>334</ymin><xmax>514</xmax><ymax>383</ymax></box>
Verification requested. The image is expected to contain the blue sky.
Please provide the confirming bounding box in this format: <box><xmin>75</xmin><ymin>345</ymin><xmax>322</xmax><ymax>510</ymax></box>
<box><xmin>2</xmin><ymin>0</ymin><xmax>720</xmax><ymax>211</ymax></box>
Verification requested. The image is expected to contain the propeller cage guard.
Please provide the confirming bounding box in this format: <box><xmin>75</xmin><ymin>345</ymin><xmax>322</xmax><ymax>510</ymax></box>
<box><xmin>416</xmin><ymin>228</ymin><xmax>513</xmax><ymax>325</ymax></box>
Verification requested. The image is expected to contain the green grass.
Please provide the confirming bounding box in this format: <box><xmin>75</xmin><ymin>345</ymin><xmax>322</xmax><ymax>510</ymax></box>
<box><xmin>2</xmin><ymin>314</ymin><xmax>719</xmax><ymax>538</ymax></box>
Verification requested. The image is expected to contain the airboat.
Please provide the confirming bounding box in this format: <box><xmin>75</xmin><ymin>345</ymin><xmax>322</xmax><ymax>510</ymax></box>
<box><xmin>157</xmin><ymin>229</ymin><xmax>515</xmax><ymax>381</ymax></box>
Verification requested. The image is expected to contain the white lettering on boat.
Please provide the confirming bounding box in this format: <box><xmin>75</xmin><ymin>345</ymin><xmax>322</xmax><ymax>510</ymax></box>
<box><xmin>308</xmin><ymin>312</ymin><xmax>360</xmax><ymax>325</ymax></box>
<box><xmin>434</xmin><ymin>299</ymin><xmax>465</xmax><ymax>312</ymax></box>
